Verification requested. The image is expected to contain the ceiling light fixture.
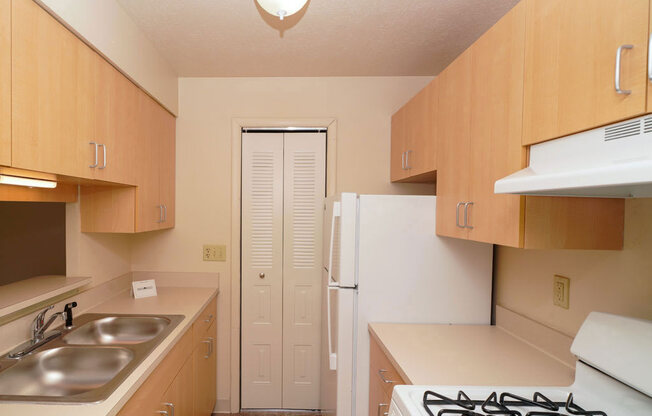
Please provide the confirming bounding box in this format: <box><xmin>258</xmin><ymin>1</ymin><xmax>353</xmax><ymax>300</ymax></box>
<box><xmin>256</xmin><ymin>0</ymin><xmax>308</xmax><ymax>20</ymax></box>
<box><xmin>0</xmin><ymin>175</ymin><xmax>57</xmax><ymax>189</ymax></box>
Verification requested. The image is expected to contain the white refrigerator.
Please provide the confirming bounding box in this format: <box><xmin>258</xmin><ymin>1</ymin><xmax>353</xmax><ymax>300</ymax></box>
<box><xmin>320</xmin><ymin>194</ymin><xmax>493</xmax><ymax>416</ymax></box>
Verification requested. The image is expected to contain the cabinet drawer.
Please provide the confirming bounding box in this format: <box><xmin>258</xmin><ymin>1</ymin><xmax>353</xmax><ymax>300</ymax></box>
<box><xmin>369</xmin><ymin>371</ymin><xmax>392</xmax><ymax>416</ymax></box>
<box><xmin>193</xmin><ymin>295</ymin><xmax>216</xmax><ymax>346</ymax></box>
<box><xmin>370</xmin><ymin>336</ymin><xmax>406</xmax><ymax>399</ymax></box>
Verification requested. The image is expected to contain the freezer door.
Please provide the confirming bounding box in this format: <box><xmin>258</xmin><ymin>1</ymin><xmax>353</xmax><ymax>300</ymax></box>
<box><xmin>320</xmin><ymin>268</ymin><xmax>356</xmax><ymax>416</ymax></box>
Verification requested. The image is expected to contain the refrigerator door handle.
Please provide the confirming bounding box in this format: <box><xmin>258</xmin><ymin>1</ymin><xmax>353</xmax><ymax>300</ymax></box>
<box><xmin>326</xmin><ymin>201</ymin><xmax>341</xmax><ymax>371</ymax></box>
<box><xmin>326</xmin><ymin>284</ymin><xmax>338</xmax><ymax>371</ymax></box>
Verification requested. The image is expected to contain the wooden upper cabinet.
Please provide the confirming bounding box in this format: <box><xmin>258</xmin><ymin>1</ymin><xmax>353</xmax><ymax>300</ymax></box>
<box><xmin>522</xmin><ymin>0</ymin><xmax>649</xmax><ymax>146</ymax></box>
<box><xmin>435</xmin><ymin>49</ymin><xmax>472</xmax><ymax>240</ymax></box>
<box><xmin>390</xmin><ymin>106</ymin><xmax>408</xmax><ymax>182</ymax></box>
<box><xmin>467</xmin><ymin>0</ymin><xmax>527</xmax><ymax>247</ymax></box>
<box><xmin>93</xmin><ymin>57</ymin><xmax>138</xmax><ymax>185</ymax></box>
<box><xmin>0</xmin><ymin>0</ymin><xmax>9</xmax><ymax>167</ymax></box>
<box><xmin>390</xmin><ymin>79</ymin><xmax>437</xmax><ymax>183</ymax></box>
<box><xmin>157</xmin><ymin>103</ymin><xmax>176</xmax><ymax>230</ymax></box>
<box><xmin>135</xmin><ymin>91</ymin><xmax>160</xmax><ymax>232</ymax></box>
<box><xmin>11</xmin><ymin>0</ymin><xmax>95</xmax><ymax>178</ymax></box>
<box><xmin>435</xmin><ymin>1</ymin><xmax>625</xmax><ymax>250</ymax></box>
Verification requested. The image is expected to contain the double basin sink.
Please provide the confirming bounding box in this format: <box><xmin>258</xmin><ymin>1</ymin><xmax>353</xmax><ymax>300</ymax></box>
<box><xmin>0</xmin><ymin>313</ymin><xmax>183</xmax><ymax>403</ymax></box>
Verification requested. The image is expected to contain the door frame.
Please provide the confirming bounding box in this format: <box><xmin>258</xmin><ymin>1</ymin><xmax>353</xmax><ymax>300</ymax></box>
<box><xmin>230</xmin><ymin>118</ymin><xmax>337</xmax><ymax>413</ymax></box>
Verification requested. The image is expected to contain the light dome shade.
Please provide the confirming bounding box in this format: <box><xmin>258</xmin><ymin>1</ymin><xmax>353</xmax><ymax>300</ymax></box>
<box><xmin>256</xmin><ymin>0</ymin><xmax>308</xmax><ymax>20</ymax></box>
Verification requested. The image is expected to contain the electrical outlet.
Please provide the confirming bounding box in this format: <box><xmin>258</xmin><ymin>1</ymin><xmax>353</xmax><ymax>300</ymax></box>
<box><xmin>553</xmin><ymin>275</ymin><xmax>570</xmax><ymax>309</ymax></box>
<box><xmin>203</xmin><ymin>244</ymin><xmax>226</xmax><ymax>262</ymax></box>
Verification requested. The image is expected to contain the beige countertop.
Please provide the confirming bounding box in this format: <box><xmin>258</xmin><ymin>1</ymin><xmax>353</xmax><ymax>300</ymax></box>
<box><xmin>0</xmin><ymin>286</ymin><xmax>218</xmax><ymax>416</ymax></box>
<box><xmin>369</xmin><ymin>323</ymin><xmax>575</xmax><ymax>387</ymax></box>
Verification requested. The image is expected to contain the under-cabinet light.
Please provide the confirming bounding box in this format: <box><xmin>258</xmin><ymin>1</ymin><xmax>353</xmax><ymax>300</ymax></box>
<box><xmin>0</xmin><ymin>175</ymin><xmax>57</xmax><ymax>189</ymax></box>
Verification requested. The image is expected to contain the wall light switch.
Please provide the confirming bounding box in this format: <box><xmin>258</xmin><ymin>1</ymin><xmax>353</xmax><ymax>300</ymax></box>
<box><xmin>203</xmin><ymin>244</ymin><xmax>226</xmax><ymax>262</ymax></box>
<box><xmin>553</xmin><ymin>274</ymin><xmax>570</xmax><ymax>309</ymax></box>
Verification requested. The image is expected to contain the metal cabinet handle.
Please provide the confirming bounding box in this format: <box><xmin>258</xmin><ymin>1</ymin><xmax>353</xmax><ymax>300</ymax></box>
<box><xmin>401</xmin><ymin>152</ymin><xmax>406</xmax><ymax>170</ymax></box>
<box><xmin>89</xmin><ymin>142</ymin><xmax>98</xmax><ymax>168</ymax></box>
<box><xmin>377</xmin><ymin>403</ymin><xmax>389</xmax><ymax>416</ymax></box>
<box><xmin>378</xmin><ymin>369</ymin><xmax>396</xmax><ymax>384</ymax></box>
<box><xmin>162</xmin><ymin>204</ymin><xmax>167</xmax><ymax>222</ymax></box>
<box><xmin>155</xmin><ymin>411</ymin><xmax>168</xmax><ymax>416</ymax></box>
<box><xmin>202</xmin><ymin>337</ymin><xmax>214</xmax><ymax>358</ymax></box>
<box><xmin>456</xmin><ymin>202</ymin><xmax>464</xmax><ymax>228</ymax></box>
<box><xmin>615</xmin><ymin>44</ymin><xmax>633</xmax><ymax>94</ymax></box>
<box><xmin>464</xmin><ymin>202</ymin><xmax>474</xmax><ymax>229</ymax></box>
<box><xmin>405</xmin><ymin>150</ymin><xmax>412</xmax><ymax>169</ymax></box>
<box><xmin>204</xmin><ymin>313</ymin><xmax>214</xmax><ymax>324</ymax></box>
<box><xmin>163</xmin><ymin>403</ymin><xmax>175</xmax><ymax>416</ymax></box>
<box><xmin>156</xmin><ymin>205</ymin><xmax>163</xmax><ymax>223</ymax></box>
<box><xmin>98</xmin><ymin>144</ymin><xmax>107</xmax><ymax>169</ymax></box>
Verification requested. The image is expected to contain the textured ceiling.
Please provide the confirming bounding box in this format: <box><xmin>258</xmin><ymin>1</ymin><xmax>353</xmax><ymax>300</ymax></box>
<box><xmin>116</xmin><ymin>0</ymin><xmax>519</xmax><ymax>77</ymax></box>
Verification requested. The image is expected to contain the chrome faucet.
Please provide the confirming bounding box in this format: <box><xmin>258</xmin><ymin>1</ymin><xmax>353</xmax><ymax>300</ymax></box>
<box><xmin>8</xmin><ymin>302</ymin><xmax>78</xmax><ymax>358</ymax></box>
<box><xmin>31</xmin><ymin>302</ymin><xmax>78</xmax><ymax>342</ymax></box>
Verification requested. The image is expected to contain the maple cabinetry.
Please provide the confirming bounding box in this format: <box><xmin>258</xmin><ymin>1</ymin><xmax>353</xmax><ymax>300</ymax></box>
<box><xmin>390</xmin><ymin>79</ymin><xmax>437</xmax><ymax>183</ymax></box>
<box><xmin>434</xmin><ymin>1</ymin><xmax>624</xmax><ymax>249</ymax></box>
<box><xmin>522</xmin><ymin>0</ymin><xmax>650</xmax><ymax>146</ymax></box>
<box><xmin>193</xmin><ymin>302</ymin><xmax>217</xmax><ymax>416</ymax></box>
<box><xmin>6</xmin><ymin>0</ymin><xmax>175</xmax><ymax>230</ymax></box>
<box><xmin>369</xmin><ymin>336</ymin><xmax>408</xmax><ymax>416</ymax></box>
<box><xmin>0</xmin><ymin>0</ymin><xmax>9</xmax><ymax>167</ymax></box>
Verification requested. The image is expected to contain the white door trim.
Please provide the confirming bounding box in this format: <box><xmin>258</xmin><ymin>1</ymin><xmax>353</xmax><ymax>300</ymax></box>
<box><xmin>230</xmin><ymin>118</ymin><xmax>337</xmax><ymax>413</ymax></box>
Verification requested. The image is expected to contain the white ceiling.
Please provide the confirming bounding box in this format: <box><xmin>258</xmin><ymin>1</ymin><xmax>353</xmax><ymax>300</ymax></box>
<box><xmin>116</xmin><ymin>0</ymin><xmax>519</xmax><ymax>77</ymax></box>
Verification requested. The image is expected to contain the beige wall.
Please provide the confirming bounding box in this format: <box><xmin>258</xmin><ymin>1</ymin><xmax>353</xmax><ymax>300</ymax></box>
<box><xmin>496</xmin><ymin>198</ymin><xmax>652</xmax><ymax>337</ymax></box>
<box><xmin>130</xmin><ymin>76</ymin><xmax>434</xmax><ymax>410</ymax></box>
<box><xmin>36</xmin><ymin>0</ymin><xmax>179</xmax><ymax>114</ymax></box>
<box><xmin>66</xmin><ymin>198</ymin><xmax>132</xmax><ymax>289</ymax></box>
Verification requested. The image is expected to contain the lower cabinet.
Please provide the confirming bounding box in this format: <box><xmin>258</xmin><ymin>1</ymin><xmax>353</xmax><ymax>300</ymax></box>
<box><xmin>193</xmin><ymin>320</ymin><xmax>217</xmax><ymax>416</ymax></box>
<box><xmin>117</xmin><ymin>296</ymin><xmax>217</xmax><ymax>416</ymax></box>
<box><xmin>369</xmin><ymin>336</ymin><xmax>408</xmax><ymax>416</ymax></box>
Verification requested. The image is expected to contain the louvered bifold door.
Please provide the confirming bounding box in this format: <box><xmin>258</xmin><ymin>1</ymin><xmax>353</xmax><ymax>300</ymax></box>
<box><xmin>241</xmin><ymin>133</ymin><xmax>284</xmax><ymax>408</ymax></box>
<box><xmin>282</xmin><ymin>132</ymin><xmax>326</xmax><ymax>409</ymax></box>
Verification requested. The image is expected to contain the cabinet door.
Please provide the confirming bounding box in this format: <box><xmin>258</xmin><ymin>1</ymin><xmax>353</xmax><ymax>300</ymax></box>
<box><xmin>368</xmin><ymin>376</ymin><xmax>390</xmax><ymax>416</ymax></box>
<box><xmin>160</xmin><ymin>356</ymin><xmax>194</xmax><ymax>416</ymax></box>
<box><xmin>467</xmin><ymin>1</ymin><xmax>527</xmax><ymax>247</ymax></box>
<box><xmin>435</xmin><ymin>50</ymin><xmax>472</xmax><ymax>239</ymax></box>
<box><xmin>405</xmin><ymin>80</ymin><xmax>437</xmax><ymax>178</ymax></box>
<box><xmin>390</xmin><ymin>106</ymin><xmax>408</xmax><ymax>182</ymax></box>
<box><xmin>158</xmin><ymin>106</ymin><xmax>176</xmax><ymax>230</ymax></box>
<box><xmin>12</xmin><ymin>0</ymin><xmax>95</xmax><ymax>178</ymax></box>
<box><xmin>94</xmin><ymin>58</ymin><xmax>138</xmax><ymax>185</ymax></box>
<box><xmin>523</xmin><ymin>0</ymin><xmax>649</xmax><ymax>145</ymax></box>
<box><xmin>135</xmin><ymin>91</ymin><xmax>161</xmax><ymax>232</ymax></box>
<box><xmin>194</xmin><ymin>321</ymin><xmax>217</xmax><ymax>416</ymax></box>
<box><xmin>0</xmin><ymin>0</ymin><xmax>9</xmax><ymax>167</ymax></box>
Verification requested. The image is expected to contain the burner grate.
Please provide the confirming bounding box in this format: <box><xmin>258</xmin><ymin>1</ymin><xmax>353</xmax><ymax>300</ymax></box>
<box><xmin>422</xmin><ymin>391</ymin><xmax>607</xmax><ymax>416</ymax></box>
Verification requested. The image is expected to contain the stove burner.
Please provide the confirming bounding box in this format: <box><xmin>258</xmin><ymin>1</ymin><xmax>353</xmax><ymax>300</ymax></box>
<box><xmin>422</xmin><ymin>391</ymin><xmax>607</xmax><ymax>416</ymax></box>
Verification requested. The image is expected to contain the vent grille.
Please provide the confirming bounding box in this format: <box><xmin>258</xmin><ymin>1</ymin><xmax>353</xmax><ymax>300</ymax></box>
<box><xmin>644</xmin><ymin>117</ymin><xmax>652</xmax><ymax>134</ymax></box>
<box><xmin>604</xmin><ymin>119</ymin><xmax>641</xmax><ymax>141</ymax></box>
<box><xmin>250</xmin><ymin>151</ymin><xmax>275</xmax><ymax>269</ymax></box>
<box><xmin>291</xmin><ymin>151</ymin><xmax>317</xmax><ymax>269</ymax></box>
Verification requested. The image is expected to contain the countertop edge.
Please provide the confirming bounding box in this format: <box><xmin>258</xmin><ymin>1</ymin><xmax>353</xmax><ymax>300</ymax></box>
<box><xmin>368</xmin><ymin>324</ymin><xmax>414</xmax><ymax>385</ymax></box>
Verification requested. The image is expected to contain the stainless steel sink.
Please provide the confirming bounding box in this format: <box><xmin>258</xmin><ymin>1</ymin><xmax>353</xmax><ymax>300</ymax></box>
<box><xmin>63</xmin><ymin>316</ymin><xmax>170</xmax><ymax>345</ymax></box>
<box><xmin>0</xmin><ymin>313</ymin><xmax>184</xmax><ymax>403</ymax></box>
<box><xmin>0</xmin><ymin>347</ymin><xmax>132</xmax><ymax>397</ymax></box>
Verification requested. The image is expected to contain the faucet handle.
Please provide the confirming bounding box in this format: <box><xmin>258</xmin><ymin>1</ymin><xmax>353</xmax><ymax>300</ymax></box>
<box><xmin>34</xmin><ymin>305</ymin><xmax>54</xmax><ymax>326</ymax></box>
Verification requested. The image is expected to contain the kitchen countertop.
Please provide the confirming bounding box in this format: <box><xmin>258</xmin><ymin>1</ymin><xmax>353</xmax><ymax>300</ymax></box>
<box><xmin>0</xmin><ymin>286</ymin><xmax>218</xmax><ymax>416</ymax></box>
<box><xmin>369</xmin><ymin>323</ymin><xmax>575</xmax><ymax>387</ymax></box>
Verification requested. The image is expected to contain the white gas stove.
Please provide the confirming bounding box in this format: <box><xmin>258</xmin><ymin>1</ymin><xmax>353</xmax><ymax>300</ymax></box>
<box><xmin>389</xmin><ymin>312</ymin><xmax>652</xmax><ymax>416</ymax></box>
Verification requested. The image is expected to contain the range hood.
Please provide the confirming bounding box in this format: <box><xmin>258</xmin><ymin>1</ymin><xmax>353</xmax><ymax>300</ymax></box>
<box><xmin>495</xmin><ymin>114</ymin><xmax>652</xmax><ymax>198</ymax></box>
